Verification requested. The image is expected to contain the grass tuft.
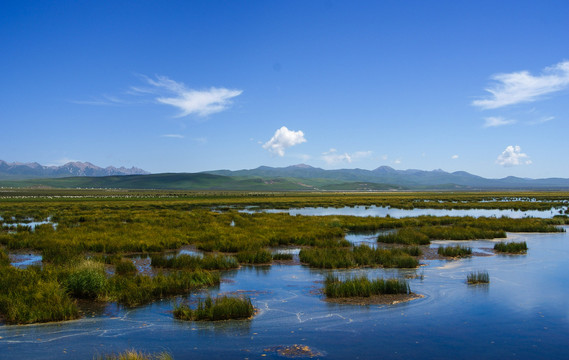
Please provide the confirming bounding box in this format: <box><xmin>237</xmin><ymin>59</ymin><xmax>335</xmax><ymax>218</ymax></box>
<box><xmin>494</xmin><ymin>241</ymin><xmax>528</xmax><ymax>253</ymax></box>
<box><xmin>173</xmin><ymin>295</ymin><xmax>254</xmax><ymax>321</ymax></box>
<box><xmin>324</xmin><ymin>274</ymin><xmax>410</xmax><ymax>298</ymax></box>
<box><xmin>437</xmin><ymin>245</ymin><xmax>472</xmax><ymax>257</ymax></box>
<box><xmin>467</xmin><ymin>271</ymin><xmax>490</xmax><ymax>284</ymax></box>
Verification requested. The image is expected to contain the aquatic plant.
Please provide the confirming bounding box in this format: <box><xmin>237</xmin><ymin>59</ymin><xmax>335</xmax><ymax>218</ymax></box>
<box><xmin>173</xmin><ymin>295</ymin><xmax>254</xmax><ymax>321</ymax></box>
<box><xmin>235</xmin><ymin>249</ymin><xmax>273</xmax><ymax>264</ymax></box>
<box><xmin>0</xmin><ymin>265</ymin><xmax>79</xmax><ymax>324</ymax></box>
<box><xmin>299</xmin><ymin>245</ymin><xmax>419</xmax><ymax>269</ymax></box>
<box><xmin>494</xmin><ymin>241</ymin><xmax>528</xmax><ymax>253</ymax></box>
<box><xmin>0</xmin><ymin>247</ymin><xmax>10</xmax><ymax>266</ymax></box>
<box><xmin>65</xmin><ymin>260</ymin><xmax>107</xmax><ymax>299</ymax></box>
<box><xmin>324</xmin><ymin>274</ymin><xmax>410</xmax><ymax>298</ymax></box>
<box><xmin>377</xmin><ymin>228</ymin><xmax>430</xmax><ymax>245</ymax></box>
<box><xmin>467</xmin><ymin>271</ymin><xmax>490</xmax><ymax>284</ymax></box>
<box><xmin>108</xmin><ymin>270</ymin><xmax>219</xmax><ymax>307</ymax></box>
<box><xmin>96</xmin><ymin>350</ymin><xmax>173</xmax><ymax>360</ymax></box>
<box><xmin>150</xmin><ymin>253</ymin><xmax>238</xmax><ymax>270</ymax></box>
<box><xmin>437</xmin><ymin>245</ymin><xmax>472</xmax><ymax>257</ymax></box>
<box><xmin>115</xmin><ymin>259</ymin><xmax>138</xmax><ymax>276</ymax></box>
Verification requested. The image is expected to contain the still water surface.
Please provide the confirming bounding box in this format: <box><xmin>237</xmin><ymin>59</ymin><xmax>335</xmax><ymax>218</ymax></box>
<box><xmin>1</xmin><ymin>229</ymin><xmax>568</xmax><ymax>359</ymax></box>
<box><xmin>240</xmin><ymin>205</ymin><xmax>565</xmax><ymax>218</ymax></box>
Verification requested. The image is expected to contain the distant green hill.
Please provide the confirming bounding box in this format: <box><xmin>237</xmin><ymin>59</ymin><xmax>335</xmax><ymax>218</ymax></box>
<box><xmin>0</xmin><ymin>173</ymin><xmax>405</xmax><ymax>191</ymax></box>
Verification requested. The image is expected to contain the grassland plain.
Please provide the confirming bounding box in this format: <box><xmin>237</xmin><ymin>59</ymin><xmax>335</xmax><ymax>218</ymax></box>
<box><xmin>0</xmin><ymin>190</ymin><xmax>567</xmax><ymax>325</ymax></box>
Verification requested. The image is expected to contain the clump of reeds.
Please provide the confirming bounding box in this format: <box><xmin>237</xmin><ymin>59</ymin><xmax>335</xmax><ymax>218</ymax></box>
<box><xmin>437</xmin><ymin>245</ymin><xmax>472</xmax><ymax>257</ymax></box>
<box><xmin>150</xmin><ymin>254</ymin><xmax>238</xmax><ymax>270</ymax></box>
<box><xmin>235</xmin><ymin>249</ymin><xmax>272</xmax><ymax>264</ymax></box>
<box><xmin>173</xmin><ymin>295</ymin><xmax>254</xmax><ymax>321</ymax></box>
<box><xmin>467</xmin><ymin>271</ymin><xmax>489</xmax><ymax>284</ymax></box>
<box><xmin>324</xmin><ymin>274</ymin><xmax>410</xmax><ymax>298</ymax></box>
<box><xmin>66</xmin><ymin>260</ymin><xmax>107</xmax><ymax>299</ymax></box>
<box><xmin>494</xmin><ymin>241</ymin><xmax>528</xmax><ymax>253</ymax></box>
<box><xmin>272</xmin><ymin>253</ymin><xmax>293</xmax><ymax>260</ymax></box>
<box><xmin>0</xmin><ymin>247</ymin><xmax>10</xmax><ymax>266</ymax></box>
<box><xmin>108</xmin><ymin>270</ymin><xmax>220</xmax><ymax>307</ymax></box>
<box><xmin>299</xmin><ymin>245</ymin><xmax>419</xmax><ymax>269</ymax></box>
<box><xmin>95</xmin><ymin>350</ymin><xmax>173</xmax><ymax>360</ymax></box>
<box><xmin>115</xmin><ymin>260</ymin><xmax>137</xmax><ymax>276</ymax></box>
<box><xmin>0</xmin><ymin>265</ymin><xmax>79</xmax><ymax>324</ymax></box>
<box><xmin>377</xmin><ymin>228</ymin><xmax>430</xmax><ymax>245</ymax></box>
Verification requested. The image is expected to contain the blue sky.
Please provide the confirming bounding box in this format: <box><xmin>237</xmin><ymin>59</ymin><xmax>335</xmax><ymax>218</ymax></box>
<box><xmin>1</xmin><ymin>1</ymin><xmax>568</xmax><ymax>178</ymax></box>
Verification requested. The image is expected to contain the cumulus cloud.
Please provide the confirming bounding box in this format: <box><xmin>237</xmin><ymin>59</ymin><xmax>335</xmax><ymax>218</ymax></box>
<box><xmin>483</xmin><ymin>116</ymin><xmax>517</xmax><ymax>128</ymax></box>
<box><xmin>496</xmin><ymin>145</ymin><xmax>532</xmax><ymax>167</ymax></box>
<box><xmin>263</xmin><ymin>126</ymin><xmax>307</xmax><ymax>156</ymax></box>
<box><xmin>473</xmin><ymin>61</ymin><xmax>569</xmax><ymax>109</ymax></box>
<box><xmin>321</xmin><ymin>149</ymin><xmax>372</xmax><ymax>164</ymax></box>
<box><xmin>135</xmin><ymin>75</ymin><xmax>242</xmax><ymax>117</ymax></box>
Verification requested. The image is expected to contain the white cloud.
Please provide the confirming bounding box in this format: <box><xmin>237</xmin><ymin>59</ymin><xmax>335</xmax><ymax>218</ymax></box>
<box><xmin>496</xmin><ymin>145</ymin><xmax>532</xmax><ymax>167</ymax></box>
<box><xmin>393</xmin><ymin>159</ymin><xmax>401</xmax><ymax>165</ymax></box>
<box><xmin>46</xmin><ymin>158</ymin><xmax>80</xmax><ymax>166</ymax></box>
<box><xmin>263</xmin><ymin>126</ymin><xmax>307</xmax><ymax>156</ymax></box>
<box><xmin>321</xmin><ymin>149</ymin><xmax>372</xmax><ymax>164</ymax></box>
<box><xmin>483</xmin><ymin>116</ymin><xmax>517</xmax><ymax>128</ymax></box>
<box><xmin>135</xmin><ymin>75</ymin><xmax>242</xmax><ymax>117</ymax></box>
<box><xmin>381</xmin><ymin>155</ymin><xmax>388</xmax><ymax>160</ymax></box>
<box><xmin>528</xmin><ymin>116</ymin><xmax>555</xmax><ymax>125</ymax></box>
<box><xmin>161</xmin><ymin>134</ymin><xmax>184</xmax><ymax>139</ymax></box>
<box><xmin>451</xmin><ymin>155</ymin><xmax>459</xmax><ymax>159</ymax></box>
<box><xmin>473</xmin><ymin>61</ymin><xmax>569</xmax><ymax>109</ymax></box>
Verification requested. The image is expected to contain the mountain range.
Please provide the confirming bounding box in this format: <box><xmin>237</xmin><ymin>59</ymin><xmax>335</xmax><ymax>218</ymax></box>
<box><xmin>2</xmin><ymin>161</ymin><xmax>569</xmax><ymax>190</ymax></box>
<box><xmin>0</xmin><ymin>160</ymin><xmax>149</xmax><ymax>180</ymax></box>
<box><xmin>205</xmin><ymin>164</ymin><xmax>569</xmax><ymax>189</ymax></box>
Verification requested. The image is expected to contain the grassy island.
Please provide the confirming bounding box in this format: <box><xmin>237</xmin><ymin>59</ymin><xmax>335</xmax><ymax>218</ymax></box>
<box><xmin>173</xmin><ymin>295</ymin><xmax>254</xmax><ymax>321</ymax></box>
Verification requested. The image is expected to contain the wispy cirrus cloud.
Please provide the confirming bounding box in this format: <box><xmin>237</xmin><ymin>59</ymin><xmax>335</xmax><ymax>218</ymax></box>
<box><xmin>527</xmin><ymin>116</ymin><xmax>555</xmax><ymax>125</ymax></box>
<box><xmin>263</xmin><ymin>126</ymin><xmax>307</xmax><ymax>156</ymax></box>
<box><xmin>496</xmin><ymin>145</ymin><xmax>532</xmax><ymax>167</ymax></box>
<box><xmin>161</xmin><ymin>134</ymin><xmax>185</xmax><ymax>139</ymax></box>
<box><xmin>483</xmin><ymin>116</ymin><xmax>517</xmax><ymax>128</ymax></box>
<box><xmin>473</xmin><ymin>61</ymin><xmax>569</xmax><ymax>109</ymax></box>
<box><xmin>134</xmin><ymin>75</ymin><xmax>243</xmax><ymax>117</ymax></box>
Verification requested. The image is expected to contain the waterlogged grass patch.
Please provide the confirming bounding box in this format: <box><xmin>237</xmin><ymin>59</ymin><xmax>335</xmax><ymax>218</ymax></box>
<box><xmin>299</xmin><ymin>245</ymin><xmax>419</xmax><ymax>269</ymax></box>
<box><xmin>324</xmin><ymin>274</ymin><xmax>410</xmax><ymax>298</ymax></box>
<box><xmin>150</xmin><ymin>253</ymin><xmax>238</xmax><ymax>270</ymax></box>
<box><xmin>173</xmin><ymin>295</ymin><xmax>254</xmax><ymax>321</ymax></box>
<box><xmin>66</xmin><ymin>260</ymin><xmax>107</xmax><ymax>299</ymax></box>
<box><xmin>467</xmin><ymin>271</ymin><xmax>490</xmax><ymax>284</ymax></box>
<box><xmin>0</xmin><ymin>266</ymin><xmax>79</xmax><ymax>324</ymax></box>
<box><xmin>494</xmin><ymin>241</ymin><xmax>528</xmax><ymax>254</ymax></box>
<box><xmin>437</xmin><ymin>245</ymin><xmax>472</xmax><ymax>258</ymax></box>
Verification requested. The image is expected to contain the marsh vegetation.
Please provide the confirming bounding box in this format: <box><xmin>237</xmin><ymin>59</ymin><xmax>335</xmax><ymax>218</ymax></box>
<box><xmin>173</xmin><ymin>295</ymin><xmax>254</xmax><ymax>321</ymax></box>
<box><xmin>494</xmin><ymin>241</ymin><xmax>528</xmax><ymax>253</ymax></box>
<box><xmin>0</xmin><ymin>190</ymin><xmax>566</xmax><ymax>324</ymax></box>
<box><xmin>467</xmin><ymin>271</ymin><xmax>490</xmax><ymax>284</ymax></box>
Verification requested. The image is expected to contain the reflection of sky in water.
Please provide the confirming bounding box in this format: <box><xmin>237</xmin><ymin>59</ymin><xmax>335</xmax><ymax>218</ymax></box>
<box><xmin>1</xmin><ymin>228</ymin><xmax>568</xmax><ymax>359</ymax></box>
<box><xmin>240</xmin><ymin>205</ymin><xmax>564</xmax><ymax>219</ymax></box>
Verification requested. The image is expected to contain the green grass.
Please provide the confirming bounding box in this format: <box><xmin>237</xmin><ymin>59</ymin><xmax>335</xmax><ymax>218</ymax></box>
<box><xmin>324</xmin><ymin>274</ymin><xmax>410</xmax><ymax>298</ymax></box>
<box><xmin>65</xmin><ymin>260</ymin><xmax>107</xmax><ymax>300</ymax></box>
<box><xmin>115</xmin><ymin>260</ymin><xmax>138</xmax><ymax>276</ymax></box>
<box><xmin>299</xmin><ymin>245</ymin><xmax>419</xmax><ymax>269</ymax></box>
<box><xmin>0</xmin><ymin>265</ymin><xmax>79</xmax><ymax>324</ymax></box>
<box><xmin>467</xmin><ymin>271</ymin><xmax>490</xmax><ymax>284</ymax></box>
<box><xmin>494</xmin><ymin>241</ymin><xmax>528</xmax><ymax>253</ymax></box>
<box><xmin>272</xmin><ymin>253</ymin><xmax>293</xmax><ymax>260</ymax></box>
<box><xmin>150</xmin><ymin>253</ymin><xmax>238</xmax><ymax>270</ymax></box>
<box><xmin>108</xmin><ymin>270</ymin><xmax>220</xmax><ymax>307</ymax></box>
<box><xmin>173</xmin><ymin>295</ymin><xmax>254</xmax><ymax>321</ymax></box>
<box><xmin>437</xmin><ymin>245</ymin><xmax>472</xmax><ymax>257</ymax></box>
<box><xmin>235</xmin><ymin>249</ymin><xmax>273</xmax><ymax>264</ymax></box>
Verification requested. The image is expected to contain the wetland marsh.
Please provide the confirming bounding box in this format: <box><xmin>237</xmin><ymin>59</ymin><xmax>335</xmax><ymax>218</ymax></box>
<box><xmin>0</xmin><ymin>190</ymin><xmax>568</xmax><ymax>359</ymax></box>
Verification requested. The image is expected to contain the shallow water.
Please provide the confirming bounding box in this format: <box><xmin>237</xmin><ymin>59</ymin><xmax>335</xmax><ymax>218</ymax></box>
<box><xmin>240</xmin><ymin>205</ymin><xmax>565</xmax><ymax>219</ymax></box>
<box><xmin>1</xmin><ymin>229</ymin><xmax>568</xmax><ymax>359</ymax></box>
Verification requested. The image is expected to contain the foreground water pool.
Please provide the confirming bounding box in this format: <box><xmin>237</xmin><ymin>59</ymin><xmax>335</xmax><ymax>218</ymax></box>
<box><xmin>1</xmin><ymin>228</ymin><xmax>568</xmax><ymax>359</ymax></box>
<box><xmin>240</xmin><ymin>205</ymin><xmax>565</xmax><ymax>218</ymax></box>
